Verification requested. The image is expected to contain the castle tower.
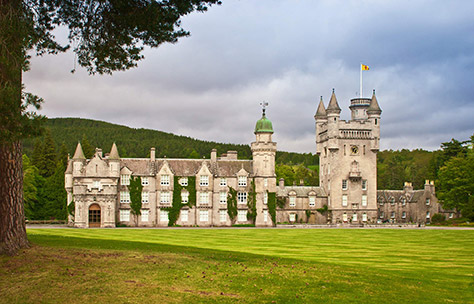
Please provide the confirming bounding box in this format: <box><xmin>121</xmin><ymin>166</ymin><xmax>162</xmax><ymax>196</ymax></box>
<box><xmin>251</xmin><ymin>103</ymin><xmax>277</xmax><ymax>226</ymax></box>
<box><xmin>316</xmin><ymin>89</ymin><xmax>381</xmax><ymax>224</ymax></box>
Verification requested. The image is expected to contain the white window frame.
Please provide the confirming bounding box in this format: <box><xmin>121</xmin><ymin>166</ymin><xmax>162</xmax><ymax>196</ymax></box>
<box><xmin>402</xmin><ymin>211</ymin><xmax>406</xmax><ymax>219</ymax></box>
<box><xmin>362</xmin><ymin>212</ymin><xmax>367</xmax><ymax>222</ymax></box>
<box><xmin>120</xmin><ymin>191</ymin><xmax>130</xmax><ymax>203</ymax></box>
<box><xmin>200</xmin><ymin>210</ymin><xmax>209</xmax><ymax>222</ymax></box>
<box><xmin>342</xmin><ymin>213</ymin><xmax>348</xmax><ymax>222</ymax></box>
<box><xmin>426</xmin><ymin>211</ymin><xmax>430</xmax><ymax>219</ymax></box>
<box><xmin>309</xmin><ymin>196</ymin><xmax>316</xmax><ymax>207</ymax></box>
<box><xmin>238</xmin><ymin>210</ymin><xmax>247</xmax><ymax>222</ymax></box>
<box><xmin>141</xmin><ymin>191</ymin><xmax>149</xmax><ymax>204</ymax></box>
<box><xmin>141</xmin><ymin>209</ymin><xmax>149</xmax><ymax>222</ymax></box>
<box><xmin>237</xmin><ymin>192</ymin><xmax>247</xmax><ymax>204</ymax></box>
<box><xmin>181</xmin><ymin>191</ymin><xmax>189</xmax><ymax>204</ymax></box>
<box><xmin>362</xmin><ymin>180</ymin><xmax>367</xmax><ymax>190</ymax></box>
<box><xmin>121</xmin><ymin>174</ymin><xmax>130</xmax><ymax>186</ymax></box>
<box><xmin>160</xmin><ymin>210</ymin><xmax>169</xmax><ymax>222</ymax></box>
<box><xmin>238</xmin><ymin>176</ymin><xmax>247</xmax><ymax>187</ymax></box>
<box><xmin>361</xmin><ymin>195</ymin><xmax>367</xmax><ymax>207</ymax></box>
<box><xmin>161</xmin><ymin>174</ymin><xmax>170</xmax><ymax>186</ymax></box>
<box><xmin>200</xmin><ymin>175</ymin><xmax>209</xmax><ymax>186</ymax></box>
<box><xmin>380</xmin><ymin>211</ymin><xmax>384</xmax><ymax>219</ymax></box>
<box><xmin>342</xmin><ymin>195</ymin><xmax>348</xmax><ymax>207</ymax></box>
<box><xmin>402</xmin><ymin>198</ymin><xmax>406</xmax><ymax>206</ymax></box>
<box><xmin>342</xmin><ymin>179</ymin><xmax>348</xmax><ymax>190</ymax></box>
<box><xmin>352</xmin><ymin>213</ymin><xmax>358</xmax><ymax>222</ymax></box>
<box><xmin>141</xmin><ymin>177</ymin><xmax>149</xmax><ymax>186</ymax></box>
<box><xmin>219</xmin><ymin>191</ymin><xmax>227</xmax><ymax>204</ymax></box>
<box><xmin>426</xmin><ymin>198</ymin><xmax>430</xmax><ymax>205</ymax></box>
<box><xmin>391</xmin><ymin>211</ymin><xmax>395</xmax><ymax>219</ymax></box>
<box><xmin>160</xmin><ymin>191</ymin><xmax>171</xmax><ymax>204</ymax></box>
<box><xmin>263</xmin><ymin>210</ymin><xmax>268</xmax><ymax>222</ymax></box>
<box><xmin>93</xmin><ymin>180</ymin><xmax>100</xmax><ymax>188</ymax></box>
<box><xmin>181</xmin><ymin>209</ymin><xmax>188</xmax><ymax>222</ymax></box>
<box><xmin>220</xmin><ymin>210</ymin><xmax>227</xmax><ymax>222</ymax></box>
<box><xmin>120</xmin><ymin>209</ymin><xmax>130</xmax><ymax>221</ymax></box>
<box><xmin>289</xmin><ymin>213</ymin><xmax>296</xmax><ymax>222</ymax></box>
<box><xmin>179</xmin><ymin>177</ymin><xmax>188</xmax><ymax>186</ymax></box>
<box><xmin>220</xmin><ymin>178</ymin><xmax>227</xmax><ymax>187</ymax></box>
<box><xmin>264</xmin><ymin>192</ymin><xmax>268</xmax><ymax>205</ymax></box>
<box><xmin>289</xmin><ymin>196</ymin><xmax>296</xmax><ymax>207</ymax></box>
<box><xmin>200</xmin><ymin>192</ymin><xmax>209</xmax><ymax>205</ymax></box>
<box><xmin>264</xmin><ymin>178</ymin><xmax>268</xmax><ymax>187</ymax></box>
<box><xmin>449</xmin><ymin>213</ymin><xmax>454</xmax><ymax>219</ymax></box>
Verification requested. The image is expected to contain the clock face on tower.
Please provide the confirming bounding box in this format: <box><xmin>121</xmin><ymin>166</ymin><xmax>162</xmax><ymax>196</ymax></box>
<box><xmin>351</xmin><ymin>145</ymin><xmax>359</xmax><ymax>155</ymax></box>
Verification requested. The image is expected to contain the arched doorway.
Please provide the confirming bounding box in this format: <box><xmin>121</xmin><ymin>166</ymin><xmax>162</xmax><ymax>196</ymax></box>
<box><xmin>89</xmin><ymin>204</ymin><xmax>101</xmax><ymax>228</ymax></box>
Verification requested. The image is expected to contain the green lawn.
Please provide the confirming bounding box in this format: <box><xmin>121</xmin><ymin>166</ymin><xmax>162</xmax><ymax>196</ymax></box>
<box><xmin>1</xmin><ymin>228</ymin><xmax>473</xmax><ymax>303</ymax></box>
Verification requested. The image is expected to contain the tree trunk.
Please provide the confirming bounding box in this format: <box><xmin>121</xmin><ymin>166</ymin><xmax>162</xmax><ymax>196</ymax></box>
<box><xmin>0</xmin><ymin>141</ymin><xmax>29</xmax><ymax>255</ymax></box>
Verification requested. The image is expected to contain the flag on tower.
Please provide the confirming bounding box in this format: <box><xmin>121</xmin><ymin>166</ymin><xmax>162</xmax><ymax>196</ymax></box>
<box><xmin>361</xmin><ymin>64</ymin><xmax>370</xmax><ymax>71</ymax></box>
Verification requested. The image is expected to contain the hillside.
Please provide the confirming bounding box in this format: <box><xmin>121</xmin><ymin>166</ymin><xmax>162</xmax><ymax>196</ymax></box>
<box><xmin>23</xmin><ymin>118</ymin><xmax>318</xmax><ymax>166</ymax></box>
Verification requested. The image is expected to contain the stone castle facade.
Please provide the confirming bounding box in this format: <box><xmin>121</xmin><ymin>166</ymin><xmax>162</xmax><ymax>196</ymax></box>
<box><xmin>65</xmin><ymin>90</ymin><xmax>454</xmax><ymax>228</ymax></box>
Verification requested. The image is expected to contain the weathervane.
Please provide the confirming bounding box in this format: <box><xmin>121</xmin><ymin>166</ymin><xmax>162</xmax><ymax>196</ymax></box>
<box><xmin>260</xmin><ymin>101</ymin><xmax>268</xmax><ymax>116</ymax></box>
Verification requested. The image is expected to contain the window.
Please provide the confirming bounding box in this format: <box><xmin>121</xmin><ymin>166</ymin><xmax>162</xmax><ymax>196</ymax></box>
<box><xmin>264</xmin><ymin>178</ymin><xmax>268</xmax><ymax>187</ymax></box>
<box><xmin>342</xmin><ymin>213</ymin><xmax>348</xmax><ymax>222</ymax></box>
<box><xmin>181</xmin><ymin>209</ymin><xmax>188</xmax><ymax>222</ymax></box>
<box><xmin>141</xmin><ymin>191</ymin><xmax>149</xmax><ymax>203</ymax></box>
<box><xmin>264</xmin><ymin>192</ymin><xmax>268</xmax><ymax>205</ymax></box>
<box><xmin>219</xmin><ymin>191</ymin><xmax>227</xmax><ymax>204</ymax></box>
<box><xmin>449</xmin><ymin>213</ymin><xmax>454</xmax><ymax>219</ymax></box>
<box><xmin>426</xmin><ymin>198</ymin><xmax>430</xmax><ymax>205</ymax></box>
<box><xmin>238</xmin><ymin>210</ymin><xmax>247</xmax><ymax>222</ymax></box>
<box><xmin>141</xmin><ymin>209</ymin><xmax>149</xmax><ymax>222</ymax></box>
<box><xmin>141</xmin><ymin>177</ymin><xmax>149</xmax><ymax>186</ymax></box>
<box><xmin>238</xmin><ymin>176</ymin><xmax>247</xmax><ymax>187</ymax></box>
<box><xmin>289</xmin><ymin>213</ymin><xmax>296</xmax><ymax>222</ymax></box>
<box><xmin>181</xmin><ymin>191</ymin><xmax>189</xmax><ymax>204</ymax></box>
<box><xmin>402</xmin><ymin>211</ymin><xmax>406</xmax><ymax>219</ymax></box>
<box><xmin>93</xmin><ymin>180</ymin><xmax>100</xmax><ymax>188</ymax></box>
<box><xmin>426</xmin><ymin>211</ymin><xmax>430</xmax><ymax>219</ymax></box>
<box><xmin>237</xmin><ymin>192</ymin><xmax>247</xmax><ymax>204</ymax></box>
<box><xmin>342</xmin><ymin>179</ymin><xmax>348</xmax><ymax>190</ymax></box>
<box><xmin>390</xmin><ymin>198</ymin><xmax>395</xmax><ymax>205</ymax></box>
<box><xmin>179</xmin><ymin>177</ymin><xmax>188</xmax><ymax>186</ymax></box>
<box><xmin>161</xmin><ymin>174</ymin><xmax>170</xmax><ymax>186</ymax></box>
<box><xmin>200</xmin><ymin>192</ymin><xmax>209</xmax><ymax>204</ymax></box>
<box><xmin>200</xmin><ymin>210</ymin><xmax>209</xmax><ymax>222</ymax></box>
<box><xmin>380</xmin><ymin>211</ymin><xmax>384</xmax><ymax>218</ymax></box>
<box><xmin>220</xmin><ymin>178</ymin><xmax>227</xmax><ymax>186</ymax></box>
<box><xmin>160</xmin><ymin>210</ymin><xmax>169</xmax><ymax>222</ymax></box>
<box><xmin>160</xmin><ymin>191</ymin><xmax>171</xmax><ymax>204</ymax></box>
<box><xmin>289</xmin><ymin>196</ymin><xmax>296</xmax><ymax>207</ymax></box>
<box><xmin>200</xmin><ymin>175</ymin><xmax>209</xmax><ymax>186</ymax></box>
<box><xmin>362</xmin><ymin>180</ymin><xmax>367</xmax><ymax>190</ymax></box>
<box><xmin>120</xmin><ymin>191</ymin><xmax>130</xmax><ymax>203</ymax></box>
<box><xmin>342</xmin><ymin>195</ymin><xmax>348</xmax><ymax>207</ymax></box>
<box><xmin>263</xmin><ymin>210</ymin><xmax>268</xmax><ymax>222</ymax></box>
<box><xmin>352</xmin><ymin>213</ymin><xmax>358</xmax><ymax>222</ymax></box>
<box><xmin>391</xmin><ymin>211</ymin><xmax>395</xmax><ymax>219</ymax></box>
<box><xmin>309</xmin><ymin>196</ymin><xmax>316</xmax><ymax>207</ymax></box>
<box><xmin>220</xmin><ymin>210</ymin><xmax>227</xmax><ymax>222</ymax></box>
<box><xmin>121</xmin><ymin>174</ymin><xmax>130</xmax><ymax>185</ymax></box>
<box><xmin>362</xmin><ymin>213</ymin><xmax>367</xmax><ymax>222</ymax></box>
<box><xmin>120</xmin><ymin>209</ymin><xmax>130</xmax><ymax>221</ymax></box>
<box><xmin>328</xmin><ymin>164</ymin><xmax>331</xmax><ymax>175</ymax></box>
<box><xmin>402</xmin><ymin>197</ymin><xmax>406</xmax><ymax>206</ymax></box>
<box><xmin>361</xmin><ymin>195</ymin><xmax>367</xmax><ymax>207</ymax></box>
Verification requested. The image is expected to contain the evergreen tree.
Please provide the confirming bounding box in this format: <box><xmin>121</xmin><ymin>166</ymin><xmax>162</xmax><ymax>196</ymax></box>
<box><xmin>41</xmin><ymin>129</ymin><xmax>57</xmax><ymax>177</ymax></box>
<box><xmin>22</xmin><ymin>155</ymin><xmax>40</xmax><ymax>220</ymax></box>
<box><xmin>81</xmin><ymin>135</ymin><xmax>95</xmax><ymax>159</ymax></box>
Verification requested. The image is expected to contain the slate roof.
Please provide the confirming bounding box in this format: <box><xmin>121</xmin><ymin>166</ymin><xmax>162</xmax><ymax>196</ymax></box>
<box><xmin>377</xmin><ymin>190</ymin><xmax>424</xmax><ymax>203</ymax></box>
<box><xmin>277</xmin><ymin>186</ymin><xmax>326</xmax><ymax>197</ymax></box>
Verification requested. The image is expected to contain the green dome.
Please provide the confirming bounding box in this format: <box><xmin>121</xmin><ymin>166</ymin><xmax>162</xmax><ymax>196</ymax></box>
<box><xmin>254</xmin><ymin>115</ymin><xmax>274</xmax><ymax>133</ymax></box>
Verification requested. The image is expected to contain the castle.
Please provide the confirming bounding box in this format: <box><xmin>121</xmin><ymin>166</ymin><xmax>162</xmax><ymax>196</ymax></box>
<box><xmin>65</xmin><ymin>90</ymin><xmax>454</xmax><ymax>228</ymax></box>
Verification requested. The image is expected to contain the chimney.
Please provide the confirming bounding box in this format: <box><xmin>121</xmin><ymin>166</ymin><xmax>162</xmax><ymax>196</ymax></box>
<box><xmin>211</xmin><ymin>149</ymin><xmax>217</xmax><ymax>163</ymax></box>
<box><xmin>300</xmin><ymin>179</ymin><xmax>304</xmax><ymax>186</ymax></box>
<box><xmin>403</xmin><ymin>182</ymin><xmax>413</xmax><ymax>193</ymax></box>
<box><xmin>279</xmin><ymin>178</ymin><xmax>285</xmax><ymax>189</ymax></box>
<box><xmin>96</xmin><ymin>148</ymin><xmax>103</xmax><ymax>158</ymax></box>
<box><xmin>150</xmin><ymin>148</ymin><xmax>156</xmax><ymax>161</ymax></box>
<box><xmin>227</xmin><ymin>151</ymin><xmax>238</xmax><ymax>160</ymax></box>
<box><xmin>424</xmin><ymin>180</ymin><xmax>433</xmax><ymax>194</ymax></box>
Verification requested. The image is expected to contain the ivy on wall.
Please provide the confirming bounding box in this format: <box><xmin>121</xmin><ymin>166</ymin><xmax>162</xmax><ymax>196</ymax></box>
<box><xmin>305</xmin><ymin>209</ymin><xmax>312</xmax><ymax>222</ymax></box>
<box><xmin>276</xmin><ymin>196</ymin><xmax>286</xmax><ymax>209</ymax></box>
<box><xmin>227</xmin><ymin>187</ymin><xmax>238</xmax><ymax>223</ymax></box>
<box><xmin>67</xmin><ymin>200</ymin><xmax>75</xmax><ymax>218</ymax></box>
<box><xmin>129</xmin><ymin>176</ymin><xmax>143</xmax><ymax>226</ymax></box>
<box><xmin>267</xmin><ymin>191</ymin><xmax>276</xmax><ymax>226</ymax></box>
<box><xmin>165</xmin><ymin>176</ymin><xmax>196</xmax><ymax>226</ymax></box>
<box><xmin>247</xmin><ymin>179</ymin><xmax>257</xmax><ymax>223</ymax></box>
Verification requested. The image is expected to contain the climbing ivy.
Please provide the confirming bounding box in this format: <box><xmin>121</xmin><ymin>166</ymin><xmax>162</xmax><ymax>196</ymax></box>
<box><xmin>316</xmin><ymin>204</ymin><xmax>328</xmax><ymax>215</ymax></box>
<box><xmin>166</xmin><ymin>176</ymin><xmax>196</xmax><ymax>226</ymax></box>
<box><xmin>276</xmin><ymin>196</ymin><xmax>286</xmax><ymax>209</ymax></box>
<box><xmin>305</xmin><ymin>209</ymin><xmax>312</xmax><ymax>222</ymax></box>
<box><xmin>227</xmin><ymin>187</ymin><xmax>238</xmax><ymax>223</ymax></box>
<box><xmin>67</xmin><ymin>199</ymin><xmax>75</xmax><ymax>217</ymax></box>
<box><xmin>267</xmin><ymin>191</ymin><xmax>276</xmax><ymax>225</ymax></box>
<box><xmin>247</xmin><ymin>179</ymin><xmax>257</xmax><ymax>223</ymax></box>
<box><xmin>129</xmin><ymin>176</ymin><xmax>143</xmax><ymax>226</ymax></box>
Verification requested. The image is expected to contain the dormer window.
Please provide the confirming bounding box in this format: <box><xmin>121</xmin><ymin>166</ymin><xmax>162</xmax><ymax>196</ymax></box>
<box><xmin>220</xmin><ymin>178</ymin><xmax>227</xmax><ymax>186</ymax></box>
<box><xmin>161</xmin><ymin>174</ymin><xmax>170</xmax><ymax>186</ymax></box>
<box><xmin>141</xmin><ymin>177</ymin><xmax>149</xmax><ymax>186</ymax></box>
<box><xmin>200</xmin><ymin>175</ymin><xmax>209</xmax><ymax>186</ymax></box>
<box><xmin>238</xmin><ymin>176</ymin><xmax>247</xmax><ymax>187</ymax></box>
<box><xmin>120</xmin><ymin>174</ymin><xmax>130</xmax><ymax>186</ymax></box>
<box><xmin>179</xmin><ymin>177</ymin><xmax>188</xmax><ymax>186</ymax></box>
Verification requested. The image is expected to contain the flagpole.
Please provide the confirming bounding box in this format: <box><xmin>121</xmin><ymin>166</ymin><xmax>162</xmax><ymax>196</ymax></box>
<box><xmin>360</xmin><ymin>63</ymin><xmax>362</xmax><ymax>98</ymax></box>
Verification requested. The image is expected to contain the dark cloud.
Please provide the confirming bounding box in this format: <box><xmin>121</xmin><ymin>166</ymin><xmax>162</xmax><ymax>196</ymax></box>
<box><xmin>23</xmin><ymin>0</ymin><xmax>474</xmax><ymax>153</ymax></box>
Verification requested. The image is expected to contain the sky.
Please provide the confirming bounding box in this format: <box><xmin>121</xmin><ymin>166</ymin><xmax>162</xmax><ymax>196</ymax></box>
<box><xmin>23</xmin><ymin>0</ymin><xmax>474</xmax><ymax>153</ymax></box>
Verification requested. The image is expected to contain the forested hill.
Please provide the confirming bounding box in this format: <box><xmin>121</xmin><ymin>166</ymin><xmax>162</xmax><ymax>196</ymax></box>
<box><xmin>23</xmin><ymin>118</ymin><xmax>318</xmax><ymax>166</ymax></box>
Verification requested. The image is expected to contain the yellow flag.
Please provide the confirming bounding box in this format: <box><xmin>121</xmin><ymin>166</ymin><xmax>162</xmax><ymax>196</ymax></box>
<box><xmin>361</xmin><ymin>64</ymin><xmax>370</xmax><ymax>71</ymax></box>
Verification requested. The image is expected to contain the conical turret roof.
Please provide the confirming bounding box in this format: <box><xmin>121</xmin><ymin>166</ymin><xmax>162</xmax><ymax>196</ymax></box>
<box><xmin>314</xmin><ymin>96</ymin><xmax>327</xmax><ymax>119</ymax></box>
<box><xmin>65</xmin><ymin>159</ymin><xmax>73</xmax><ymax>173</ymax></box>
<box><xmin>326</xmin><ymin>89</ymin><xmax>341</xmax><ymax>114</ymax></box>
<box><xmin>109</xmin><ymin>142</ymin><xmax>120</xmax><ymax>160</ymax></box>
<box><xmin>72</xmin><ymin>142</ymin><xmax>86</xmax><ymax>159</ymax></box>
<box><xmin>367</xmin><ymin>90</ymin><xmax>382</xmax><ymax>115</ymax></box>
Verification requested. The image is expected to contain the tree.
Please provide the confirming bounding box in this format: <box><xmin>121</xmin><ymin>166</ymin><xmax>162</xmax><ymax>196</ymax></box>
<box><xmin>0</xmin><ymin>0</ymin><xmax>221</xmax><ymax>255</ymax></box>
<box><xmin>80</xmin><ymin>135</ymin><xmax>95</xmax><ymax>160</ymax></box>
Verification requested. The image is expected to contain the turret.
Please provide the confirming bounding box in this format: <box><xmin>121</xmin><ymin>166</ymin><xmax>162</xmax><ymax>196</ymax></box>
<box><xmin>349</xmin><ymin>97</ymin><xmax>371</xmax><ymax>120</ymax></box>
<box><xmin>367</xmin><ymin>90</ymin><xmax>382</xmax><ymax>150</ymax></box>
<box><xmin>326</xmin><ymin>89</ymin><xmax>340</xmax><ymax>150</ymax></box>
<box><xmin>314</xmin><ymin>96</ymin><xmax>327</xmax><ymax>155</ymax></box>
<box><xmin>72</xmin><ymin>142</ymin><xmax>86</xmax><ymax>175</ymax></box>
<box><xmin>108</xmin><ymin>142</ymin><xmax>120</xmax><ymax>176</ymax></box>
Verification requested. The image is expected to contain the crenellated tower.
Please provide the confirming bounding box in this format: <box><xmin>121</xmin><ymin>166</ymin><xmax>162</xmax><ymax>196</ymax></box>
<box><xmin>315</xmin><ymin>89</ymin><xmax>382</xmax><ymax>224</ymax></box>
